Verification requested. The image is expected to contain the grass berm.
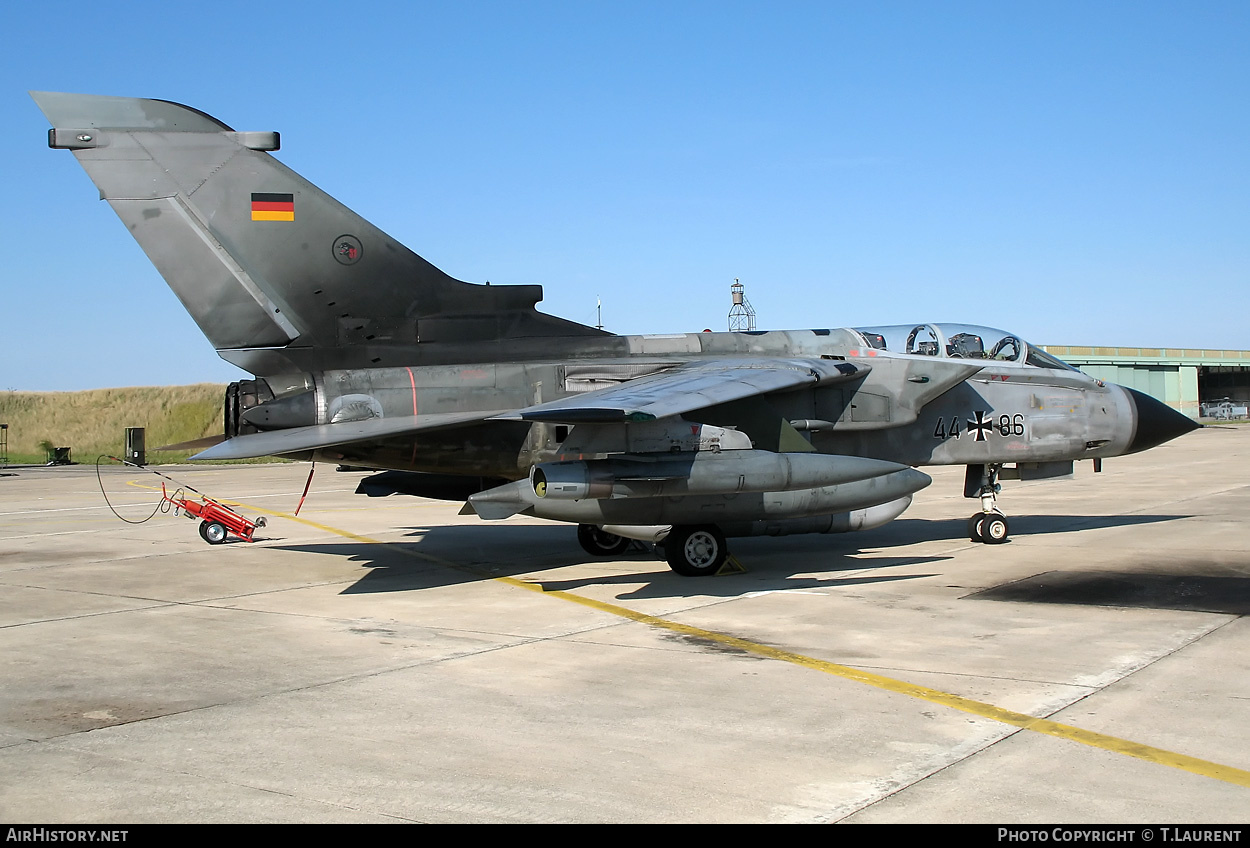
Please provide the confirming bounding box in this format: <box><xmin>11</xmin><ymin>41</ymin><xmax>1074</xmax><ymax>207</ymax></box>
<box><xmin>0</xmin><ymin>384</ymin><xmax>226</xmax><ymax>465</ymax></box>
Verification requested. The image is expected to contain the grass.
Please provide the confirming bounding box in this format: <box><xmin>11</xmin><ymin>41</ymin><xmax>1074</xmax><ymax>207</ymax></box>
<box><xmin>0</xmin><ymin>384</ymin><xmax>225</xmax><ymax>465</ymax></box>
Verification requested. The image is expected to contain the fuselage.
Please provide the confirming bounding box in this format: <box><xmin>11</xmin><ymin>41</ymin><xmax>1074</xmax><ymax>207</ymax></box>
<box><xmin>230</xmin><ymin>323</ymin><xmax>1189</xmax><ymax>479</ymax></box>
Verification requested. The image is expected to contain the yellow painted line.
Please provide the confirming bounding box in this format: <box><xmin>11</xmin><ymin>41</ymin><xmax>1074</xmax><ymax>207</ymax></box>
<box><xmin>492</xmin><ymin>580</ymin><xmax>1250</xmax><ymax>788</ymax></box>
<box><xmin>123</xmin><ymin>477</ymin><xmax>1250</xmax><ymax>789</ymax></box>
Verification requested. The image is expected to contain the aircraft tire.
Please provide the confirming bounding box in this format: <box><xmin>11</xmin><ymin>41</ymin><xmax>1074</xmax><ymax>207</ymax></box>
<box><xmin>663</xmin><ymin>525</ymin><xmax>727</xmax><ymax>576</ymax></box>
<box><xmin>982</xmin><ymin>514</ymin><xmax>1009</xmax><ymax>545</ymax></box>
<box><xmin>577</xmin><ymin>524</ymin><xmax>630</xmax><ymax>557</ymax></box>
<box><xmin>967</xmin><ymin>514</ymin><xmax>985</xmax><ymax>542</ymax></box>
<box><xmin>200</xmin><ymin>520</ymin><xmax>228</xmax><ymax>545</ymax></box>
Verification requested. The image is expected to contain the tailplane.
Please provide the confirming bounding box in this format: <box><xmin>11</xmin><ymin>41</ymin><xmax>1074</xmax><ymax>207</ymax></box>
<box><xmin>33</xmin><ymin>92</ymin><xmax>606</xmax><ymax>374</ymax></box>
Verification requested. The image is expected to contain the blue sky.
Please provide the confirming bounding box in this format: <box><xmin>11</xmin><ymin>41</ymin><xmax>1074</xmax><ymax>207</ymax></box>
<box><xmin>3</xmin><ymin>1</ymin><xmax>1247</xmax><ymax>390</ymax></box>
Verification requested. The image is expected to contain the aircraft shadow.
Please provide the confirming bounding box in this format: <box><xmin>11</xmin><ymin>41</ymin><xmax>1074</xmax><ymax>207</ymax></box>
<box><xmin>267</xmin><ymin>521</ymin><xmax>951</xmax><ymax>598</ymax></box>
<box><xmin>542</xmin><ymin>568</ymin><xmax>945</xmax><ymax>601</ymax></box>
<box><xmin>845</xmin><ymin>512</ymin><xmax>1190</xmax><ymax>548</ymax></box>
<box><xmin>264</xmin><ymin>512</ymin><xmax>1192</xmax><ymax>599</ymax></box>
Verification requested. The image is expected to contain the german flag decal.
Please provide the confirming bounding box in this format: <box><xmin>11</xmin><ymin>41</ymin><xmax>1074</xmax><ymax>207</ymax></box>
<box><xmin>251</xmin><ymin>192</ymin><xmax>294</xmax><ymax>221</ymax></box>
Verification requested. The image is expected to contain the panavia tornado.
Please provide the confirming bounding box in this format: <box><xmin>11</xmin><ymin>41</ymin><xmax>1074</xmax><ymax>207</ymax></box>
<box><xmin>32</xmin><ymin>92</ymin><xmax>1199</xmax><ymax>575</ymax></box>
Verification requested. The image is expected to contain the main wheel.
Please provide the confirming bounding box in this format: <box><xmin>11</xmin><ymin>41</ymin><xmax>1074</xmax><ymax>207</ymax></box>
<box><xmin>577</xmin><ymin>524</ymin><xmax>630</xmax><ymax>557</ymax></box>
<box><xmin>200</xmin><ymin>520</ymin><xmax>228</xmax><ymax>545</ymax></box>
<box><xmin>663</xmin><ymin>525</ymin><xmax>727</xmax><ymax>576</ymax></box>
<box><xmin>982</xmin><ymin>513</ymin><xmax>1009</xmax><ymax>545</ymax></box>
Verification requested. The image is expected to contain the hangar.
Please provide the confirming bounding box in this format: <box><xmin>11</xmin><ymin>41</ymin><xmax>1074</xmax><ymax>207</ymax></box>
<box><xmin>1042</xmin><ymin>345</ymin><xmax>1250</xmax><ymax>419</ymax></box>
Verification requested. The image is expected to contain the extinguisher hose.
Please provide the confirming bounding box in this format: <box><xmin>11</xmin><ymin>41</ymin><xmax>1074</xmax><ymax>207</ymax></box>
<box><xmin>96</xmin><ymin>455</ymin><xmax>163</xmax><ymax>524</ymax></box>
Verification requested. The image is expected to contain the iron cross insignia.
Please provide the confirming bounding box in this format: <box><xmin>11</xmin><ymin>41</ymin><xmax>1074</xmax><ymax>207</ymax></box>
<box><xmin>968</xmin><ymin>411</ymin><xmax>994</xmax><ymax>442</ymax></box>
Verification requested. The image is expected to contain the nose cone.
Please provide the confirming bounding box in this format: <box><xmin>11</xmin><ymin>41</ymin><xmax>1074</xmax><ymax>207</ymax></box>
<box><xmin>1125</xmin><ymin>387</ymin><xmax>1201</xmax><ymax>453</ymax></box>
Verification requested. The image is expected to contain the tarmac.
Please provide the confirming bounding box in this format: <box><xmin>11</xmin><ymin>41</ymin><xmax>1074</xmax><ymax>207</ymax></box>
<box><xmin>0</xmin><ymin>426</ymin><xmax>1247</xmax><ymax>823</ymax></box>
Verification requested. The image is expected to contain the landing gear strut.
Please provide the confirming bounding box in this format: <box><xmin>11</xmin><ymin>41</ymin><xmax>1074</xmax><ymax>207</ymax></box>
<box><xmin>966</xmin><ymin>463</ymin><xmax>1009</xmax><ymax>544</ymax></box>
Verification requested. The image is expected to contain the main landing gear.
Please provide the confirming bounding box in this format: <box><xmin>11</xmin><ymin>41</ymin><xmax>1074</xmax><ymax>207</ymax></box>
<box><xmin>576</xmin><ymin>523</ymin><xmax>730</xmax><ymax>576</ymax></box>
<box><xmin>576</xmin><ymin>523</ymin><xmax>631</xmax><ymax>557</ymax></box>
<box><xmin>966</xmin><ymin>463</ymin><xmax>1010</xmax><ymax>544</ymax></box>
<box><xmin>659</xmin><ymin>525</ymin><xmax>728</xmax><ymax>577</ymax></box>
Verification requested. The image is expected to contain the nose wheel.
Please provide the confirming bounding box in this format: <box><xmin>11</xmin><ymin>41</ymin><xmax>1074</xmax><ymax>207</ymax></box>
<box><xmin>969</xmin><ymin>511</ymin><xmax>1009</xmax><ymax>544</ymax></box>
<box><xmin>966</xmin><ymin>464</ymin><xmax>1010</xmax><ymax>544</ymax></box>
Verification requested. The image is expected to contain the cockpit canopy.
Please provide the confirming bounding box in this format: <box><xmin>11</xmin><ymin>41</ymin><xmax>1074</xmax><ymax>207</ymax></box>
<box><xmin>853</xmin><ymin>323</ymin><xmax>1078</xmax><ymax>371</ymax></box>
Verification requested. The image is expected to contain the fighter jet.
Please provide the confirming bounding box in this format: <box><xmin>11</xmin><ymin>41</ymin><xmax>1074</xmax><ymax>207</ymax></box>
<box><xmin>32</xmin><ymin>92</ymin><xmax>1200</xmax><ymax>575</ymax></box>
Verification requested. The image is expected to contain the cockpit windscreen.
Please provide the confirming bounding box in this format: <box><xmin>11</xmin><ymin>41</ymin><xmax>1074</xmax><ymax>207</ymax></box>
<box><xmin>853</xmin><ymin>324</ymin><xmax>1078</xmax><ymax>371</ymax></box>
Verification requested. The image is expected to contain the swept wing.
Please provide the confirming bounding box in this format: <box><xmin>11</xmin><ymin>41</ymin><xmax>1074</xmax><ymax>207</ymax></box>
<box><xmin>498</xmin><ymin>358</ymin><xmax>870</xmax><ymax>424</ymax></box>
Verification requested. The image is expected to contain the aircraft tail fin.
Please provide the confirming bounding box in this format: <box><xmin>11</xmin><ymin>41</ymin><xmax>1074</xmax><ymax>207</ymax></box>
<box><xmin>32</xmin><ymin>92</ymin><xmax>606</xmax><ymax>374</ymax></box>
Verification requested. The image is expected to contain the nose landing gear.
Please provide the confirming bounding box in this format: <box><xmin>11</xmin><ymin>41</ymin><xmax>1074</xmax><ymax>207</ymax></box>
<box><xmin>966</xmin><ymin>464</ymin><xmax>1009</xmax><ymax>544</ymax></box>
